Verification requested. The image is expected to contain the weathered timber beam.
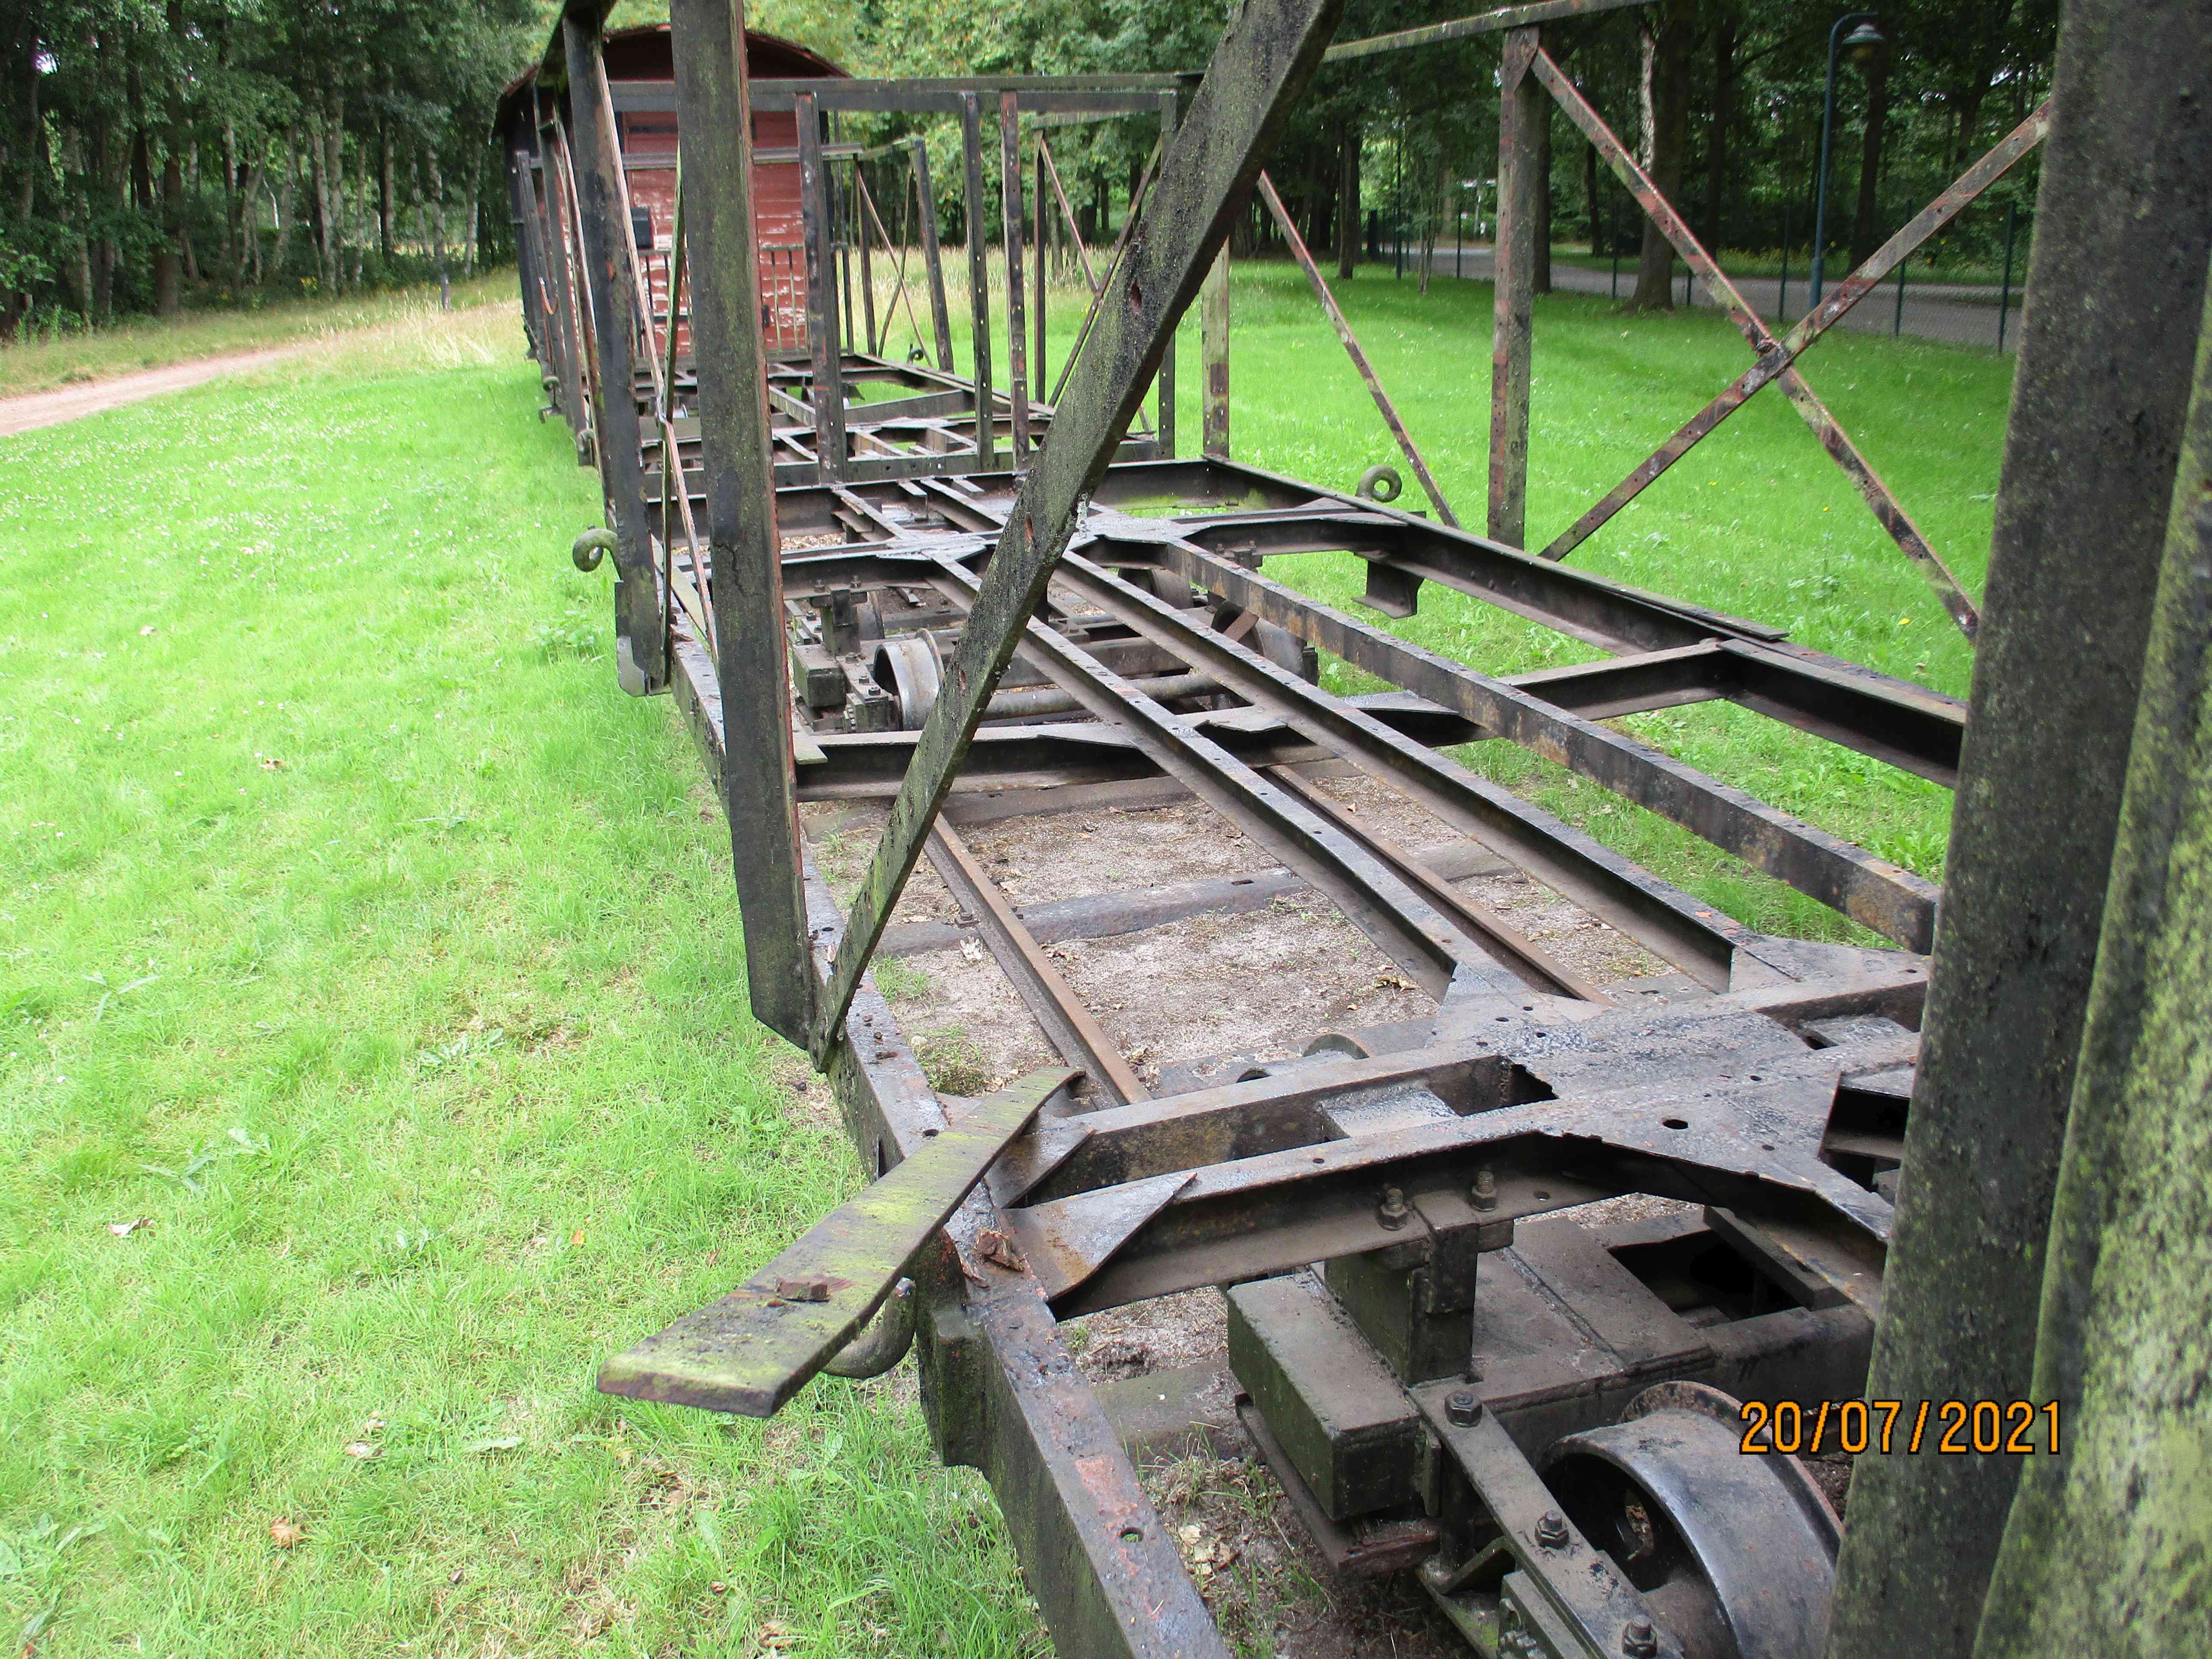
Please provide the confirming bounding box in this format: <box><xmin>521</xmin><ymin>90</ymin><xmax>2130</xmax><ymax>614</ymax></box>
<box><xmin>564</xmin><ymin>13</ymin><xmax>665</xmax><ymax>691</ymax></box>
<box><xmin>958</xmin><ymin>95</ymin><xmax>996</xmax><ymax>471</ymax></box>
<box><xmin>597</xmin><ymin>1069</ymin><xmax>1070</xmax><ymax>1415</ymax></box>
<box><xmin>796</xmin><ymin>93</ymin><xmax>847</xmax><ymax>481</ymax></box>
<box><xmin>668</xmin><ymin>0</ymin><xmax>815</xmax><ymax>1044</ymax></box>
<box><xmin>808</xmin><ymin>0</ymin><xmax>1351</xmax><ymax>1063</ymax></box>
<box><xmin>1489</xmin><ymin>27</ymin><xmax>1542</xmax><ymax>546</ymax></box>
<box><xmin>1321</xmin><ymin>0</ymin><xmax>1646</xmax><ymax>62</ymax></box>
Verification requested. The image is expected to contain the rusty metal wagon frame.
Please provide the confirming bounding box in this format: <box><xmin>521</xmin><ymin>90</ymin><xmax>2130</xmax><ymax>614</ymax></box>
<box><xmin>490</xmin><ymin>1</ymin><xmax>2188</xmax><ymax>1656</ymax></box>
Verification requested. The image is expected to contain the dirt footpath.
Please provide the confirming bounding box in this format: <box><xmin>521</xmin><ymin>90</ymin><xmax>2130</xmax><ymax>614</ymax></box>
<box><xmin>0</xmin><ymin>345</ymin><xmax>313</xmax><ymax>437</ymax></box>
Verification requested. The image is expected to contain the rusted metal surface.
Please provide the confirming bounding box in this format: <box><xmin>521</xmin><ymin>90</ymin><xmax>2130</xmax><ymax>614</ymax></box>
<box><xmin>1528</xmin><ymin>49</ymin><xmax>1987</xmax><ymax>637</ymax></box>
<box><xmin>1257</xmin><ymin>172</ymin><xmax>1459</xmax><ymax>527</ymax></box>
<box><xmin>597</xmin><ymin>1068</ymin><xmax>1070</xmax><ymax>1414</ymax></box>
<box><xmin>1000</xmin><ymin>94</ymin><xmax>1032</xmax><ymax>464</ymax></box>
<box><xmin>1320</xmin><ymin>0</ymin><xmax>1647</xmax><ymax>63</ymax></box>
<box><xmin>807</xmin><ymin>0</ymin><xmax>1349</xmax><ymax>1064</ymax></box>
<box><xmin>958</xmin><ymin>94</ymin><xmax>997</xmax><ymax>471</ymax></box>
<box><xmin>1488</xmin><ymin>27</ymin><xmax>1541</xmax><ymax>547</ymax></box>
<box><xmin>504</xmin><ymin>9</ymin><xmax>2164</xmax><ymax>1658</ymax></box>
<box><xmin>910</xmin><ymin>138</ymin><xmax>956</xmax><ymax>369</ymax></box>
<box><xmin>1200</xmin><ymin>246</ymin><xmax>1230</xmax><ymax>458</ymax></box>
<box><xmin>924</xmin><ymin>820</ymin><xmax>1150</xmax><ymax>1105</ymax></box>
<box><xmin>795</xmin><ymin>93</ymin><xmax>848</xmax><ymax>480</ymax></box>
<box><xmin>565</xmin><ymin>11</ymin><xmax>665</xmax><ymax>693</ymax></box>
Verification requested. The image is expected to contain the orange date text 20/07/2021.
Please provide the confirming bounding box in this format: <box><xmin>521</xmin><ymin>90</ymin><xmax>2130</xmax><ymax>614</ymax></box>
<box><xmin>1738</xmin><ymin>1399</ymin><xmax>2061</xmax><ymax>1457</ymax></box>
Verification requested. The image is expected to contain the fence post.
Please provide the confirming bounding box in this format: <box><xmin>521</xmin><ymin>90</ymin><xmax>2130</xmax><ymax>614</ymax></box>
<box><xmin>1893</xmin><ymin>250</ymin><xmax>1906</xmax><ymax>337</ymax></box>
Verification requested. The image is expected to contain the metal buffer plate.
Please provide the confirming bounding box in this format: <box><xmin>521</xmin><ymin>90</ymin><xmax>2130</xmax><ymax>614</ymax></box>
<box><xmin>598</xmin><ymin>1067</ymin><xmax>1074</xmax><ymax>1415</ymax></box>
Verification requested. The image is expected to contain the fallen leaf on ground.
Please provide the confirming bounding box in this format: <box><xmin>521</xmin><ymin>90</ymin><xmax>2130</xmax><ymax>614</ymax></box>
<box><xmin>268</xmin><ymin>1518</ymin><xmax>304</xmax><ymax>1549</ymax></box>
<box><xmin>106</xmin><ymin>1218</ymin><xmax>152</xmax><ymax>1237</ymax></box>
<box><xmin>570</xmin><ymin>1229</ymin><xmax>586</xmax><ymax>1246</ymax></box>
<box><xmin>139</xmin><ymin>625</ymin><xmax>157</xmax><ymax>636</ymax></box>
<box><xmin>343</xmin><ymin>1441</ymin><xmax>380</xmax><ymax>1459</ymax></box>
<box><xmin>959</xmin><ymin>938</ymin><xmax>984</xmax><ymax>963</ymax></box>
<box><xmin>466</xmin><ymin>1436</ymin><xmax>523</xmax><ymax>1455</ymax></box>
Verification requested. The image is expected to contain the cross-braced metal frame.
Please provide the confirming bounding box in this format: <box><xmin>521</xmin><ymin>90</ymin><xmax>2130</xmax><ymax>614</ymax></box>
<box><xmin>501</xmin><ymin>1</ymin><xmax>2209</xmax><ymax>1655</ymax></box>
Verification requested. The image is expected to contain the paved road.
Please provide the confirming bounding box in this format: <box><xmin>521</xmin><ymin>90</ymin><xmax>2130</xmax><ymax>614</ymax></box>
<box><xmin>1391</xmin><ymin>242</ymin><xmax>2025</xmax><ymax>352</ymax></box>
<box><xmin>0</xmin><ymin>344</ymin><xmax>314</xmax><ymax>437</ymax></box>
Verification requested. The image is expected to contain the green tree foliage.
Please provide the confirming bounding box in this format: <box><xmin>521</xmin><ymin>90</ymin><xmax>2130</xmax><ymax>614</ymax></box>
<box><xmin>0</xmin><ymin>0</ymin><xmax>2061</xmax><ymax>332</ymax></box>
<box><xmin>0</xmin><ymin>0</ymin><xmax>542</xmax><ymax>334</ymax></box>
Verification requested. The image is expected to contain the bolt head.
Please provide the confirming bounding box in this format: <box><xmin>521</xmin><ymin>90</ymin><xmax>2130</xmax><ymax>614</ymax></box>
<box><xmin>1535</xmin><ymin>1511</ymin><xmax>1569</xmax><ymax>1548</ymax></box>
<box><xmin>1445</xmin><ymin>1388</ymin><xmax>1483</xmax><ymax>1426</ymax></box>
<box><xmin>1471</xmin><ymin>1167</ymin><xmax>1498</xmax><ymax>1212</ymax></box>
<box><xmin>1377</xmin><ymin>1185</ymin><xmax>1410</xmax><ymax>1230</ymax></box>
<box><xmin>1622</xmin><ymin>1619</ymin><xmax>1658</xmax><ymax>1657</ymax></box>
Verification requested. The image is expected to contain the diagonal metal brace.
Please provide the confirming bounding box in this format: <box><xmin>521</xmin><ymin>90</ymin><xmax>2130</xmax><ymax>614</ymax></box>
<box><xmin>1530</xmin><ymin>47</ymin><xmax>1988</xmax><ymax>638</ymax></box>
<box><xmin>806</xmin><ymin>0</ymin><xmax>1349</xmax><ymax>1065</ymax></box>
<box><xmin>1540</xmin><ymin>103</ymin><xmax>2050</xmax><ymax>573</ymax></box>
<box><xmin>596</xmin><ymin>1067</ymin><xmax>1075</xmax><ymax>1416</ymax></box>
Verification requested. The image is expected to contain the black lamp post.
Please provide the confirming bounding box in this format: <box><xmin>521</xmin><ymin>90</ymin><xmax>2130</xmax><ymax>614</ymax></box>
<box><xmin>1809</xmin><ymin>12</ymin><xmax>1884</xmax><ymax>308</ymax></box>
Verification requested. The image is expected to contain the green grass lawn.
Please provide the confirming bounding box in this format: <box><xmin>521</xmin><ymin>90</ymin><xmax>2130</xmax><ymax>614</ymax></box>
<box><xmin>0</xmin><ymin>304</ymin><xmax>1041</xmax><ymax>1657</ymax></box>
<box><xmin>1</xmin><ymin>256</ymin><xmax>2013</xmax><ymax>1656</ymax></box>
<box><xmin>0</xmin><ymin>275</ymin><xmax>515</xmax><ymax>399</ymax></box>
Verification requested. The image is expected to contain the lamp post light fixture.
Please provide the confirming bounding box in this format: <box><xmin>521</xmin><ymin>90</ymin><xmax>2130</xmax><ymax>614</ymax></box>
<box><xmin>1809</xmin><ymin>12</ymin><xmax>1884</xmax><ymax>309</ymax></box>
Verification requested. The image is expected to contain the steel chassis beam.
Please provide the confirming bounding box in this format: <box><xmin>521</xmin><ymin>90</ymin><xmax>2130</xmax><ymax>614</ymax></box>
<box><xmin>808</xmin><ymin>0</ymin><xmax>1349</xmax><ymax>1062</ymax></box>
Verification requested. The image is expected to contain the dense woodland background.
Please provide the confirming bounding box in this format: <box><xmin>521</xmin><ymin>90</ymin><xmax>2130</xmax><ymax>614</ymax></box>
<box><xmin>0</xmin><ymin>0</ymin><xmax>2058</xmax><ymax>337</ymax></box>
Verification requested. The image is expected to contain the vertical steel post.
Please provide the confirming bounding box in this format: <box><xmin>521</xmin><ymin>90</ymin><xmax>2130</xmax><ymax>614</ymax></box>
<box><xmin>796</xmin><ymin>92</ymin><xmax>846</xmax><ymax>481</ymax></box>
<box><xmin>1893</xmin><ymin>249</ymin><xmax>1905</xmax><ymax>337</ymax></box>
<box><xmin>1034</xmin><ymin>143</ymin><xmax>1048</xmax><ymax>400</ymax></box>
<box><xmin>1489</xmin><ymin>25</ymin><xmax>1541</xmax><ymax>547</ymax></box>
<box><xmin>1200</xmin><ymin>245</ymin><xmax>1230</xmax><ymax>458</ymax></box>
<box><xmin>519</xmin><ymin>152</ymin><xmax>585</xmax><ymax>446</ymax></box>
<box><xmin>1000</xmin><ymin>94</ymin><xmax>1030</xmax><ymax>463</ymax></box>
<box><xmin>959</xmin><ymin>94</ymin><xmax>996</xmax><ymax>469</ymax></box>
<box><xmin>1155</xmin><ymin>90</ymin><xmax>1179</xmax><ymax>456</ymax></box>
<box><xmin>666</xmin><ymin>0</ymin><xmax>815</xmax><ymax>1047</ymax></box>
<box><xmin>911</xmin><ymin>139</ymin><xmax>955</xmax><ymax>371</ymax></box>
<box><xmin>563</xmin><ymin>8</ymin><xmax>665</xmax><ymax>695</ymax></box>
<box><xmin>1827</xmin><ymin>1</ymin><xmax>2212</xmax><ymax>1650</ymax></box>
<box><xmin>858</xmin><ymin>161</ymin><xmax>878</xmax><ymax>356</ymax></box>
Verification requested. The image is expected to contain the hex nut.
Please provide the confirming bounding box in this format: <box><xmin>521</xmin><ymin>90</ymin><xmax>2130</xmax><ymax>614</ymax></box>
<box><xmin>1377</xmin><ymin>1185</ymin><xmax>1411</xmax><ymax>1231</ymax></box>
<box><xmin>1445</xmin><ymin>1389</ymin><xmax>1483</xmax><ymax>1427</ymax></box>
<box><xmin>1622</xmin><ymin>1619</ymin><xmax>1658</xmax><ymax>1657</ymax></box>
<box><xmin>1535</xmin><ymin>1511</ymin><xmax>1569</xmax><ymax>1549</ymax></box>
<box><xmin>1471</xmin><ymin>1167</ymin><xmax>1499</xmax><ymax>1212</ymax></box>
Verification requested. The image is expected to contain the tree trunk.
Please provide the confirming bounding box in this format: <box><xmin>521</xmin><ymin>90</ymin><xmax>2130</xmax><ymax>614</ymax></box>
<box><xmin>462</xmin><ymin>143</ymin><xmax>482</xmax><ymax>274</ymax></box>
<box><xmin>1850</xmin><ymin>44</ymin><xmax>1892</xmax><ymax>271</ymax></box>
<box><xmin>377</xmin><ymin>89</ymin><xmax>395</xmax><ymax>259</ymax></box>
<box><xmin>1949</xmin><ymin>0</ymin><xmax>2020</xmax><ymax>170</ymax></box>
<box><xmin>128</xmin><ymin>57</ymin><xmax>152</xmax><ymax>212</ymax></box>
<box><xmin>156</xmin><ymin>26</ymin><xmax>187</xmax><ymax>315</ymax></box>
<box><xmin>1630</xmin><ymin>0</ymin><xmax>1694</xmax><ymax>311</ymax></box>
<box><xmin>425</xmin><ymin>145</ymin><xmax>450</xmax><ymax>309</ymax></box>
<box><xmin>276</xmin><ymin>125</ymin><xmax>301</xmax><ymax>282</ymax></box>
<box><xmin>320</xmin><ymin>93</ymin><xmax>343</xmax><ymax>287</ymax></box>
<box><xmin>1337</xmin><ymin>127</ymin><xmax>1359</xmax><ymax>277</ymax></box>
<box><xmin>1705</xmin><ymin>5</ymin><xmax>1737</xmax><ymax>255</ymax></box>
